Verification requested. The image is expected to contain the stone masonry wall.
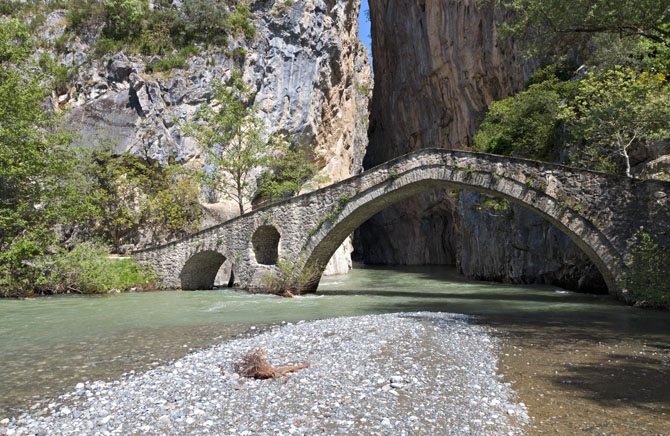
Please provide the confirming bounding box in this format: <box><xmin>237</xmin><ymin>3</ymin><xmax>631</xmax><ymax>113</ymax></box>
<box><xmin>135</xmin><ymin>150</ymin><xmax>670</xmax><ymax>304</ymax></box>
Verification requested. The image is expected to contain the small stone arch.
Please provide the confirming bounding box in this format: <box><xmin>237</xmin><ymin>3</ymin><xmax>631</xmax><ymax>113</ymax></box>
<box><xmin>180</xmin><ymin>250</ymin><xmax>226</xmax><ymax>290</ymax></box>
<box><xmin>252</xmin><ymin>225</ymin><xmax>280</xmax><ymax>265</ymax></box>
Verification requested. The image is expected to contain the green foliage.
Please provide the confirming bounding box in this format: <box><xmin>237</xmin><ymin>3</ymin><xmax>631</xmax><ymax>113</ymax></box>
<box><xmin>0</xmin><ymin>19</ymin><xmax>81</xmax><ymax>249</ymax></box>
<box><xmin>38</xmin><ymin>52</ymin><xmax>79</xmax><ymax>94</ymax></box>
<box><xmin>475</xmin><ymin>197</ymin><xmax>510</xmax><ymax>215</ymax></box>
<box><xmin>0</xmin><ymin>16</ymin><xmax>187</xmax><ymax>297</ymax></box>
<box><xmin>147</xmin><ymin>166</ymin><xmax>202</xmax><ymax>238</ymax></box>
<box><xmin>181</xmin><ymin>0</ymin><xmax>232</xmax><ymax>44</ymax></box>
<box><xmin>0</xmin><ymin>241</ymin><xmax>156</xmax><ymax>297</ymax></box>
<box><xmin>0</xmin><ymin>19</ymin><xmax>95</xmax><ymax>297</ymax></box>
<box><xmin>226</xmin><ymin>1</ymin><xmax>255</xmax><ymax>39</ymax></box>
<box><xmin>81</xmin><ymin>150</ymin><xmax>202</xmax><ymax>249</ymax></box>
<box><xmin>487</xmin><ymin>0</ymin><xmax>670</xmax><ymax>58</ymax></box>
<box><xmin>66</xmin><ymin>0</ymin><xmax>107</xmax><ymax>33</ymax></box>
<box><xmin>45</xmin><ymin>242</ymin><xmax>156</xmax><ymax>294</ymax></box>
<box><xmin>588</xmin><ymin>33</ymin><xmax>670</xmax><ymax>74</ymax></box>
<box><xmin>476</xmin><ymin>0</ymin><xmax>670</xmax><ymax>177</ymax></box>
<box><xmin>146</xmin><ymin>52</ymin><xmax>188</xmax><ymax>72</ymax></box>
<box><xmin>326</xmin><ymin>194</ymin><xmax>350</xmax><ymax>225</ymax></box>
<box><xmin>66</xmin><ymin>0</ymin><xmax>254</xmax><ymax>55</ymax></box>
<box><xmin>561</xmin><ymin>68</ymin><xmax>670</xmax><ymax>176</ymax></box>
<box><xmin>256</xmin><ymin>144</ymin><xmax>326</xmax><ymax>203</ymax></box>
<box><xmin>476</xmin><ymin>58</ymin><xmax>670</xmax><ymax>178</ymax></box>
<box><xmin>621</xmin><ymin>232</ymin><xmax>670</xmax><ymax>309</ymax></box>
<box><xmin>0</xmin><ymin>0</ymin><xmax>69</xmax><ymax>18</ymax></box>
<box><xmin>261</xmin><ymin>254</ymin><xmax>320</xmax><ymax>297</ymax></box>
<box><xmin>187</xmin><ymin>70</ymin><xmax>276</xmax><ymax>214</ymax></box>
<box><xmin>474</xmin><ymin>65</ymin><xmax>578</xmax><ymax>160</ymax></box>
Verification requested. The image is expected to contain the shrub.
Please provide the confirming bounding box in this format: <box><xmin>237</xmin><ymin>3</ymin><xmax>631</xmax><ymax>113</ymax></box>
<box><xmin>92</xmin><ymin>36</ymin><xmax>125</xmax><ymax>57</ymax></box>
<box><xmin>103</xmin><ymin>0</ymin><xmax>150</xmax><ymax>40</ymax></box>
<box><xmin>260</xmin><ymin>254</ymin><xmax>321</xmax><ymax>297</ymax></box>
<box><xmin>46</xmin><ymin>242</ymin><xmax>157</xmax><ymax>294</ymax></box>
<box><xmin>66</xmin><ymin>0</ymin><xmax>107</xmax><ymax>33</ymax></box>
<box><xmin>0</xmin><ymin>241</ymin><xmax>157</xmax><ymax>297</ymax></box>
<box><xmin>621</xmin><ymin>232</ymin><xmax>670</xmax><ymax>309</ymax></box>
<box><xmin>146</xmin><ymin>53</ymin><xmax>187</xmax><ymax>72</ymax></box>
<box><xmin>474</xmin><ymin>75</ymin><xmax>575</xmax><ymax>161</ymax></box>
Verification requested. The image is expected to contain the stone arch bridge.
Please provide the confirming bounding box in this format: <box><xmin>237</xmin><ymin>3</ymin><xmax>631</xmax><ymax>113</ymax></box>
<box><xmin>133</xmin><ymin>149</ymin><xmax>670</xmax><ymax>301</ymax></box>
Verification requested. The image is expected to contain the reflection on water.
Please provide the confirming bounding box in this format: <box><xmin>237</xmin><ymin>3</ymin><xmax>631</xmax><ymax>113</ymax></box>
<box><xmin>1</xmin><ymin>265</ymin><xmax>669</xmax><ymax>428</ymax></box>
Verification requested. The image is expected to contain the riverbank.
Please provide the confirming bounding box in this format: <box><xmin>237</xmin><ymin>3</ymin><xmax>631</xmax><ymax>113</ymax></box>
<box><xmin>2</xmin><ymin>313</ymin><xmax>528</xmax><ymax>435</ymax></box>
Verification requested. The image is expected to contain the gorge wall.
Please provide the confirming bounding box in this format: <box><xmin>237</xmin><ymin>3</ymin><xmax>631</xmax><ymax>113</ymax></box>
<box><xmin>42</xmin><ymin>0</ymin><xmax>372</xmax><ymax>274</ymax></box>
<box><xmin>360</xmin><ymin>0</ymin><xmax>607</xmax><ymax>291</ymax></box>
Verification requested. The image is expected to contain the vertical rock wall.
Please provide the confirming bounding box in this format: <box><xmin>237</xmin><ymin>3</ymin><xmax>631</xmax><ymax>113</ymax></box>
<box><xmin>360</xmin><ymin>0</ymin><xmax>606</xmax><ymax>291</ymax></box>
<box><xmin>360</xmin><ymin>0</ymin><xmax>531</xmax><ymax>266</ymax></box>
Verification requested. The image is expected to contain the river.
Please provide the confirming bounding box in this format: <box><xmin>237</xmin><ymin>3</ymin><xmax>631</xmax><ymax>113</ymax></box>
<box><xmin>1</xmin><ymin>266</ymin><xmax>668</xmax><ymax>434</ymax></box>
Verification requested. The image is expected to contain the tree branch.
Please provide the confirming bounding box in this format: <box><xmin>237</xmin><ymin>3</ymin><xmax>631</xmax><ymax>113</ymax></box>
<box><xmin>556</xmin><ymin>25</ymin><xmax>670</xmax><ymax>47</ymax></box>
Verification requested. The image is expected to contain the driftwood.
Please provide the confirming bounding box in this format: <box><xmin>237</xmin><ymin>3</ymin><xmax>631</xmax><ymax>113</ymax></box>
<box><xmin>236</xmin><ymin>348</ymin><xmax>309</xmax><ymax>380</ymax></box>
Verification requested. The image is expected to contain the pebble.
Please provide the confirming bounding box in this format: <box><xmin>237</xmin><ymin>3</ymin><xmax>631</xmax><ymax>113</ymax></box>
<box><xmin>7</xmin><ymin>313</ymin><xmax>528</xmax><ymax>435</ymax></box>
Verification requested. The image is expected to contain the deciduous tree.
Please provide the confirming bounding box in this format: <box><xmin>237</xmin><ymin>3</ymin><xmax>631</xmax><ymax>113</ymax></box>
<box><xmin>188</xmin><ymin>71</ymin><xmax>273</xmax><ymax>214</ymax></box>
<box><xmin>561</xmin><ymin>68</ymin><xmax>670</xmax><ymax>177</ymax></box>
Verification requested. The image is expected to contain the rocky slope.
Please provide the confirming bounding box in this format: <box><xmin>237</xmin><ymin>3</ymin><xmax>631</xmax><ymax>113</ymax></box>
<box><xmin>358</xmin><ymin>0</ymin><xmax>607</xmax><ymax>291</ymax></box>
<box><xmin>39</xmin><ymin>0</ymin><xmax>372</xmax><ymax>274</ymax></box>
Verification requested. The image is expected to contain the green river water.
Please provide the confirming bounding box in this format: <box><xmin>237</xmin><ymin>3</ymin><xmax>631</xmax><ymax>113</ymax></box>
<box><xmin>1</xmin><ymin>266</ymin><xmax>669</xmax><ymax>434</ymax></box>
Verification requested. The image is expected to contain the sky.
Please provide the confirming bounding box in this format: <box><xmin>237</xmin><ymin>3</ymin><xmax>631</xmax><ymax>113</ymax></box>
<box><xmin>358</xmin><ymin>0</ymin><xmax>373</xmax><ymax>62</ymax></box>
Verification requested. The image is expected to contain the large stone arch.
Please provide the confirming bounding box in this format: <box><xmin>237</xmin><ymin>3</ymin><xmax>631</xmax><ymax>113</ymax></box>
<box><xmin>179</xmin><ymin>250</ymin><xmax>227</xmax><ymax>290</ymax></box>
<box><xmin>301</xmin><ymin>165</ymin><xmax>621</xmax><ymax>293</ymax></box>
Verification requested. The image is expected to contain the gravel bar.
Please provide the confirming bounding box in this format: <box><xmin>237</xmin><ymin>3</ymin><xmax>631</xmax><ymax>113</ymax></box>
<box><xmin>3</xmin><ymin>312</ymin><xmax>529</xmax><ymax>435</ymax></box>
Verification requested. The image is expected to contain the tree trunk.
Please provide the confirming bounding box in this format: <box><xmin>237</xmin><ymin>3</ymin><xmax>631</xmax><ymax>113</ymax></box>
<box><xmin>237</xmin><ymin>186</ymin><xmax>244</xmax><ymax>215</ymax></box>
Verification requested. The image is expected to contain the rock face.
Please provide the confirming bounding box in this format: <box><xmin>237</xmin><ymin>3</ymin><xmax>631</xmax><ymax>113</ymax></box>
<box><xmin>457</xmin><ymin>192</ymin><xmax>607</xmax><ymax>292</ymax></box>
<box><xmin>44</xmin><ymin>0</ymin><xmax>372</xmax><ymax>274</ymax></box>
<box><xmin>359</xmin><ymin>0</ymin><xmax>606</xmax><ymax>290</ymax></box>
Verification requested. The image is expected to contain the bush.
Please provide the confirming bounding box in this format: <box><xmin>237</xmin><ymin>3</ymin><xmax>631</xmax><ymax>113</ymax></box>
<box><xmin>260</xmin><ymin>254</ymin><xmax>321</xmax><ymax>297</ymax></box>
<box><xmin>66</xmin><ymin>0</ymin><xmax>254</xmax><ymax>56</ymax></box>
<box><xmin>103</xmin><ymin>0</ymin><xmax>150</xmax><ymax>40</ymax></box>
<box><xmin>621</xmin><ymin>232</ymin><xmax>670</xmax><ymax>309</ymax></box>
<box><xmin>92</xmin><ymin>36</ymin><xmax>125</xmax><ymax>57</ymax></box>
<box><xmin>66</xmin><ymin>0</ymin><xmax>107</xmax><ymax>33</ymax></box>
<box><xmin>38</xmin><ymin>52</ymin><xmax>78</xmax><ymax>94</ymax></box>
<box><xmin>146</xmin><ymin>53</ymin><xmax>187</xmax><ymax>72</ymax></box>
<box><xmin>474</xmin><ymin>65</ymin><xmax>579</xmax><ymax>161</ymax></box>
<box><xmin>46</xmin><ymin>242</ymin><xmax>157</xmax><ymax>294</ymax></box>
<box><xmin>0</xmin><ymin>241</ymin><xmax>157</xmax><ymax>297</ymax></box>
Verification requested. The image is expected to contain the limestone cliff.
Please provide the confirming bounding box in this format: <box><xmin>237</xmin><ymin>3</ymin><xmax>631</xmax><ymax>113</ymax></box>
<box><xmin>41</xmin><ymin>0</ymin><xmax>372</xmax><ymax>273</ymax></box>
<box><xmin>359</xmin><ymin>0</ymin><xmax>605</xmax><ymax>290</ymax></box>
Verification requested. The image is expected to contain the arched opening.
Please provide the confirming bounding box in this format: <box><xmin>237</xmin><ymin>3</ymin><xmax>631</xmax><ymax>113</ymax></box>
<box><xmin>180</xmin><ymin>250</ymin><xmax>226</xmax><ymax>290</ymax></box>
<box><xmin>252</xmin><ymin>225</ymin><xmax>280</xmax><ymax>265</ymax></box>
<box><xmin>303</xmin><ymin>173</ymin><xmax>615</xmax><ymax>294</ymax></box>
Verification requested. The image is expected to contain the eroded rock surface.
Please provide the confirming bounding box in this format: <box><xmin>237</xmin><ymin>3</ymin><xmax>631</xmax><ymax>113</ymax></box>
<box><xmin>359</xmin><ymin>0</ymin><xmax>604</xmax><ymax>290</ymax></box>
<box><xmin>43</xmin><ymin>0</ymin><xmax>371</xmax><ymax>272</ymax></box>
<box><xmin>457</xmin><ymin>192</ymin><xmax>607</xmax><ymax>292</ymax></box>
